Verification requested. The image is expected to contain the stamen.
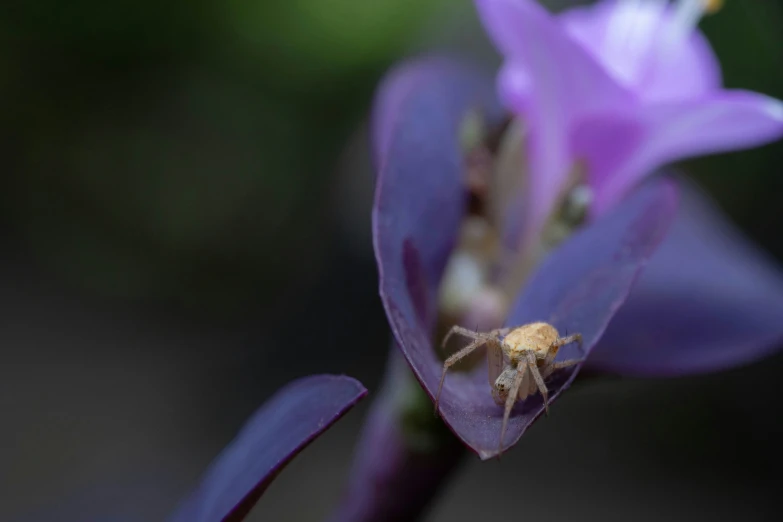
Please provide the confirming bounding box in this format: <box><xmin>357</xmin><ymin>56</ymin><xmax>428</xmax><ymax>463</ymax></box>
<box><xmin>663</xmin><ymin>0</ymin><xmax>723</xmax><ymax>58</ymax></box>
<box><xmin>668</xmin><ymin>0</ymin><xmax>707</xmax><ymax>41</ymax></box>
<box><xmin>704</xmin><ymin>0</ymin><xmax>724</xmax><ymax>14</ymax></box>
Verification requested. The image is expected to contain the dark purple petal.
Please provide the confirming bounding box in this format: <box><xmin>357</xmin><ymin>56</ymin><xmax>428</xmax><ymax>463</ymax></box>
<box><xmin>372</xmin><ymin>57</ymin><xmax>466</xmax><ymax>171</ymax></box>
<box><xmin>326</xmin><ymin>350</ymin><xmax>464</xmax><ymax>522</ymax></box>
<box><xmin>586</xmin><ymin>180</ymin><xmax>783</xmax><ymax>376</ymax></box>
<box><xmin>167</xmin><ymin>375</ymin><xmax>366</xmax><ymax>522</ymax></box>
<box><xmin>373</xmin><ymin>56</ymin><xmax>503</xmax><ymax>309</ymax></box>
<box><xmin>379</xmin><ymin>145</ymin><xmax>676</xmax><ymax>460</ymax></box>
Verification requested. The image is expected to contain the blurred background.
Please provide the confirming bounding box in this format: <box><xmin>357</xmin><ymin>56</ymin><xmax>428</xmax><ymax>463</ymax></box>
<box><xmin>1</xmin><ymin>0</ymin><xmax>782</xmax><ymax>520</ymax></box>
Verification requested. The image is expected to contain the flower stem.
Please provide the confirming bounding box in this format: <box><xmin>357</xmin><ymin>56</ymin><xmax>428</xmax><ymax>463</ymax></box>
<box><xmin>326</xmin><ymin>348</ymin><xmax>465</xmax><ymax>522</ymax></box>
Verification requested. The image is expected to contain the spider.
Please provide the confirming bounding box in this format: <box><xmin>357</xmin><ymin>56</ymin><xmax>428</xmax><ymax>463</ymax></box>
<box><xmin>434</xmin><ymin>321</ymin><xmax>583</xmax><ymax>454</ymax></box>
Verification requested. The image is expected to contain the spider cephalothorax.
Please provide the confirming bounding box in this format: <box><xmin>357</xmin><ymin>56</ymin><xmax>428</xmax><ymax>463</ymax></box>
<box><xmin>435</xmin><ymin>321</ymin><xmax>583</xmax><ymax>454</ymax></box>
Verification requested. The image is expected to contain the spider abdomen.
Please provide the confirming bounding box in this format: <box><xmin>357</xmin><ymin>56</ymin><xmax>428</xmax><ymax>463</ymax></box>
<box><xmin>502</xmin><ymin>321</ymin><xmax>559</xmax><ymax>360</ymax></box>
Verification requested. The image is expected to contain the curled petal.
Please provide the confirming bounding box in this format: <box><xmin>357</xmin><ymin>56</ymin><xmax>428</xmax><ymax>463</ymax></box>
<box><xmin>474</xmin><ymin>0</ymin><xmax>634</xmax><ymax>248</ymax></box>
<box><xmin>587</xmin><ymin>179</ymin><xmax>783</xmax><ymax>376</ymax></box>
<box><xmin>373</xmin><ymin>56</ymin><xmax>502</xmax><ymax>311</ymax></box>
<box><xmin>380</xmin><ymin>148</ymin><xmax>677</xmax><ymax>460</ymax></box>
<box><xmin>168</xmin><ymin>375</ymin><xmax>366</xmax><ymax>522</ymax></box>
<box><xmin>589</xmin><ymin>90</ymin><xmax>783</xmax><ymax>213</ymax></box>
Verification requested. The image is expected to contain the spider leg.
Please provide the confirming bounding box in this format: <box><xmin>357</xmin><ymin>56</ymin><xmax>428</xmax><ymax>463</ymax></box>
<box><xmin>541</xmin><ymin>356</ymin><xmax>585</xmax><ymax>380</ymax></box>
<box><xmin>517</xmin><ymin>362</ymin><xmax>532</xmax><ymax>400</ymax></box>
<box><xmin>499</xmin><ymin>359</ymin><xmax>527</xmax><ymax>455</ymax></box>
<box><xmin>441</xmin><ymin>325</ymin><xmax>488</xmax><ymax>350</ymax></box>
<box><xmin>542</xmin><ymin>343</ymin><xmax>558</xmax><ymax>368</ymax></box>
<box><xmin>487</xmin><ymin>342</ymin><xmax>505</xmax><ymax>405</ymax></box>
<box><xmin>434</xmin><ymin>338</ymin><xmax>488</xmax><ymax>417</ymax></box>
<box><xmin>489</xmin><ymin>327</ymin><xmax>512</xmax><ymax>338</ymax></box>
<box><xmin>554</xmin><ymin>333</ymin><xmax>583</xmax><ymax>352</ymax></box>
<box><xmin>525</xmin><ymin>350</ymin><xmax>550</xmax><ymax>415</ymax></box>
<box><xmin>552</xmin><ymin>358</ymin><xmax>583</xmax><ymax>370</ymax></box>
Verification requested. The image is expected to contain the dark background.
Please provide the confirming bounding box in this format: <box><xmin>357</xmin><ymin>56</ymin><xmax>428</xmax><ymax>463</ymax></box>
<box><xmin>1</xmin><ymin>1</ymin><xmax>782</xmax><ymax>520</ymax></box>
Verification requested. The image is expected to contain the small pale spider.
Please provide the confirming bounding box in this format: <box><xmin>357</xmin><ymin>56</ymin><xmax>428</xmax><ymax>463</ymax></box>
<box><xmin>434</xmin><ymin>322</ymin><xmax>583</xmax><ymax>454</ymax></box>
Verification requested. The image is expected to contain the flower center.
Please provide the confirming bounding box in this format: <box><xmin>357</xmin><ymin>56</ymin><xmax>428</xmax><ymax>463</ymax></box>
<box><xmin>602</xmin><ymin>0</ymin><xmax>723</xmax><ymax>86</ymax></box>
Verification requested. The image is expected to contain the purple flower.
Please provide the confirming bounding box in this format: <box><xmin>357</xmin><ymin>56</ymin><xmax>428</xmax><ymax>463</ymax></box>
<box><xmin>332</xmin><ymin>3</ymin><xmax>783</xmax><ymax>520</ymax></box>
<box><xmin>366</xmin><ymin>0</ymin><xmax>783</xmax><ymax>460</ymax></box>
<box><xmin>476</xmin><ymin>0</ymin><xmax>783</xmax><ymax>243</ymax></box>
<box><xmin>371</xmin><ymin>58</ymin><xmax>677</xmax><ymax>460</ymax></box>
<box><xmin>19</xmin><ymin>375</ymin><xmax>366</xmax><ymax>522</ymax></box>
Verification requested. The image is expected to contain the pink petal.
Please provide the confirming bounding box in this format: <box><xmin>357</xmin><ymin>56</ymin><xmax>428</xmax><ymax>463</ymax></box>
<box><xmin>475</xmin><ymin>0</ymin><xmax>634</xmax><ymax>247</ymax></box>
<box><xmin>585</xmin><ymin>90</ymin><xmax>783</xmax><ymax>213</ymax></box>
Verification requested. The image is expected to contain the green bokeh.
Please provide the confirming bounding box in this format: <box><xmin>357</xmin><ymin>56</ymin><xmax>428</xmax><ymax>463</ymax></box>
<box><xmin>0</xmin><ymin>0</ymin><xmax>448</xmax><ymax>313</ymax></box>
<box><xmin>222</xmin><ymin>0</ymin><xmax>449</xmax><ymax>88</ymax></box>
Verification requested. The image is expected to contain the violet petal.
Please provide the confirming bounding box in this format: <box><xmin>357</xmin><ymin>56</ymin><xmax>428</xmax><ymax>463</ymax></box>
<box><xmin>167</xmin><ymin>375</ymin><xmax>367</xmax><ymax>522</ymax></box>
<box><xmin>587</xmin><ymin>179</ymin><xmax>783</xmax><ymax>376</ymax></box>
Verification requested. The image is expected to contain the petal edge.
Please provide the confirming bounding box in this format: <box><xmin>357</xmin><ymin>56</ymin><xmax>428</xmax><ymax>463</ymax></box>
<box><xmin>167</xmin><ymin>375</ymin><xmax>367</xmax><ymax>522</ymax></box>
<box><xmin>587</xmin><ymin>179</ymin><xmax>783</xmax><ymax>376</ymax></box>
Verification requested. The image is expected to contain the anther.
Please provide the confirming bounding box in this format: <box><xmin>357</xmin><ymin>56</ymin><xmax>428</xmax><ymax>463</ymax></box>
<box><xmin>703</xmin><ymin>0</ymin><xmax>723</xmax><ymax>15</ymax></box>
